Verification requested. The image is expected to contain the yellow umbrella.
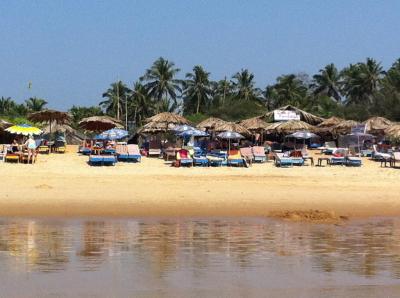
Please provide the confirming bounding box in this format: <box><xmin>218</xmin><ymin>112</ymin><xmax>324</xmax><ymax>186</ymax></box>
<box><xmin>5</xmin><ymin>124</ymin><xmax>42</xmax><ymax>136</ymax></box>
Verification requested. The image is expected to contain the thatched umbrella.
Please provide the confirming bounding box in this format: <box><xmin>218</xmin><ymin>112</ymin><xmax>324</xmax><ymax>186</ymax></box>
<box><xmin>145</xmin><ymin>112</ymin><xmax>189</xmax><ymax>125</ymax></box>
<box><xmin>137</xmin><ymin>122</ymin><xmax>170</xmax><ymax>134</ymax></box>
<box><xmin>385</xmin><ymin>124</ymin><xmax>400</xmax><ymax>139</ymax></box>
<box><xmin>317</xmin><ymin>116</ymin><xmax>343</xmax><ymax>128</ymax></box>
<box><xmin>239</xmin><ymin>116</ymin><xmax>269</xmax><ymax>132</ymax></box>
<box><xmin>263</xmin><ymin>105</ymin><xmax>324</xmax><ymax>125</ymax></box>
<box><xmin>364</xmin><ymin>116</ymin><xmax>392</xmax><ymax>134</ymax></box>
<box><xmin>196</xmin><ymin>117</ymin><xmax>227</xmax><ymax>130</ymax></box>
<box><xmin>28</xmin><ymin>109</ymin><xmax>71</xmax><ymax>141</ymax></box>
<box><xmin>79</xmin><ymin>116</ymin><xmax>123</xmax><ymax>132</ymax></box>
<box><xmin>0</xmin><ymin>119</ymin><xmax>12</xmax><ymax>130</ymax></box>
<box><xmin>213</xmin><ymin>121</ymin><xmax>251</xmax><ymax>135</ymax></box>
<box><xmin>265</xmin><ymin>120</ymin><xmax>315</xmax><ymax>134</ymax></box>
<box><xmin>42</xmin><ymin>122</ymin><xmax>75</xmax><ymax>134</ymax></box>
<box><xmin>332</xmin><ymin>120</ymin><xmax>359</xmax><ymax>135</ymax></box>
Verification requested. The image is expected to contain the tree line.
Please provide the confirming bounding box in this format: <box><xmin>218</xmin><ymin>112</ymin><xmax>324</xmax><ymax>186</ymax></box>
<box><xmin>1</xmin><ymin>57</ymin><xmax>400</xmax><ymax>128</ymax></box>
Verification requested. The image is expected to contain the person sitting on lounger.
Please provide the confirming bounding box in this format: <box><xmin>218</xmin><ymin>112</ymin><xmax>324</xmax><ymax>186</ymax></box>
<box><xmin>11</xmin><ymin>139</ymin><xmax>20</xmax><ymax>153</ymax></box>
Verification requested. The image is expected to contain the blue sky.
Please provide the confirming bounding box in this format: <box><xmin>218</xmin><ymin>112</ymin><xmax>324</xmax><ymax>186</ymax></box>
<box><xmin>1</xmin><ymin>0</ymin><xmax>399</xmax><ymax>110</ymax></box>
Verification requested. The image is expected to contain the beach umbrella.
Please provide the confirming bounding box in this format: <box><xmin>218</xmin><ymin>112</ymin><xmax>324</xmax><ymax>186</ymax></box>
<box><xmin>137</xmin><ymin>121</ymin><xmax>171</xmax><ymax>134</ymax></box>
<box><xmin>363</xmin><ymin>116</ymin><xmax>392</xmax><ymax>135</ymax></box>
<box><xmin>287</xmin><ymin>131</ymin><xmax>318</xmax><ymax>139</ymax></box>
<box><xmin>197</xmin><ymin>117</ymin><xmax>227</xmax><ymax>130</ymax></box>
<box><xmin>179</xmin><ymin>129</ymin><xmax>209</xmax><ymax>137</ymax></box>
<box><xmin>239</xmin><ymin>117</ymin><xmax>270</xmax><ymax>132</ymax></box>
<box><xmin>385</xmin><ymin>124</ymin><xmax>400</xmax><ymax>139</ymax></box>
<box><xmin>317</xmin><ymin>116</ymin><xmax>343</xmax><ymax>128</ymax></box>
<box><xmin>333</xmin><ymin>120</ymin><xmax>359</xmax><ymax>135</ymax></box>
<box><xmin>173</xmin><ymin>124</ymin><xmax>195</xmax><ymax>133</ymax></box>
<box><xmin>213</xmin><ymin>122</ymin><xmax>251</xmax><ymax>135</ymax></box>
<box><xmin>79</xmin><ymin>116</ymin><xmax>123</xmax><ymax>132</ymax></box>
<box><xmin>95</xmin><ymin>128</ymin><xmax>128</xmax><ymax>140</ymax></box>
<box><xmin>5</xmin><ymin>124</ymin><xmax>42</xmax><ymax>136</ymax></box>
<box><xmin>28</xmin><ymin>109</ymin><xmax>71</xmax><ymax>142</ymax></box>
<box><xmin>145</xmin><ymin>112</ymin><xmax>189</xmax><ymax>125</ymax></box>
<box><xmin>217</xmin><ymin>131</ymin><xmax>244</xmax><ymax>152</ymax></box>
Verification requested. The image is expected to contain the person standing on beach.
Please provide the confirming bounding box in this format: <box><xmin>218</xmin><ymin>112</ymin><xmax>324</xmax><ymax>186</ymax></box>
<box><xmin>24</xmin><ymin>135</ymin><xmax>36</xmax><ymax>164</ymax></box>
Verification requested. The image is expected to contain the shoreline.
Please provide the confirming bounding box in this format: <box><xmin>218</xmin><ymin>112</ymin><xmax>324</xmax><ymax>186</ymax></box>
<box><xmin>1</xmin><ymin>146</ymin><xmax>400</xmax><ymax>219</ymax></box>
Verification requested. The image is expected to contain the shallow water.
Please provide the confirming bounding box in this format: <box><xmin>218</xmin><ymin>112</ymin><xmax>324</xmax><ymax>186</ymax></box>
<box><xmin>0</xmin><ymin>217</ymin><xmax>400</xmax><ymax>297</ymax></box>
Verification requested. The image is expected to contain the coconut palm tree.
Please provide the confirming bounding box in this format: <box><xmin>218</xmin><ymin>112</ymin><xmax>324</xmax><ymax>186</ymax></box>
<box><xmin>0</xmin><ymin>97</ymin><xmax>16</xmax><ymax>115</ymax></box>
<box><xmin>212</xmin><ymin>77</ymin><xmax>233</xmax><ymax>106</ymax></box>
<box><xmin>69</xmin><ymin>105</ymin><xmax>103</xmax><ymax>128</ymax></box>
<box><xmin>231</xmin><ymin>69</ymin><xmax>262</xmax><ymax>102</ymax></box>
<box><xmin>100</xmin><ymin>81</ymin><xmax>131</xmax><ymax>120</ymax></box>
<box><xmin>311</xmin><ymin>63</ymin><xmax>342</xmax><ymax>101</ymax></box>
<box><xmin>182</xmin><ymin>65</ymin><xmax>212</xmax><ymax>114</ymax></box>
<box><xmin>128</xmin><ymin>81</ymin><xmax>155</xmax><ymax>127</ymax></box>
<box><xmin>266</xmin><ymin>74</ymin><xmax>308</xmax><ymax>108</ymax></box>
<box><xmin>140</xmin><ymin>57</ymin><xmax>182</xmax><ymax>113</ymax></box>
<box><xmin>382</xmin><ymin>58</ymin><xmax>400</xmax><ymax>93</ymax></box>
<box><xmin>341</xmin><ymin>58</ymin><xmax>384</xmax><ymax>105</ymax></box>
<box><xmin>25</xmin><ymin>97</ymin><xmax>48</xmax><ymax>112</ymax></box>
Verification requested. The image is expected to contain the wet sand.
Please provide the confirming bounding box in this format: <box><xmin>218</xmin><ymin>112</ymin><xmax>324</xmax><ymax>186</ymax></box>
<box><xmin>0</xmin><ymin>145</ymin><xmax>399</xmax><ymax>218</ymax></box>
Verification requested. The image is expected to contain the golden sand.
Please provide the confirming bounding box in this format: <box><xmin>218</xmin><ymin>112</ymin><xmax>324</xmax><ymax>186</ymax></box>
<box><xmin>0</xmin><ymin>145</ymin><xmax>399</xmax><ymax>218</ymax></box>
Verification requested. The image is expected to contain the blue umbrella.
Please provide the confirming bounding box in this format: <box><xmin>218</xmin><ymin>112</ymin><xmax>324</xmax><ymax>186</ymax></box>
<box><xmin>95</xmin><ymin>128</ymin><xmax>128</xmax><ymax>140</ymax></box>
<box><xmin>173</xmin><ymin>124</ymin><xmax>195</xmax><ymax>133</ymax></box>
<box><xmin>179</xmin><ymin>129</ymin><xmax>209</xmax><ymax>137</ymax></box>
<box><xmin>217</xmin><ymin>131</ymin><xmax>244</xmax><ymax>152</ymax></box>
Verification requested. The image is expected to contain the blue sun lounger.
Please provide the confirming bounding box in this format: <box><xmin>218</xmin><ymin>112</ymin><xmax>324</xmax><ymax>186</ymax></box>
<box><xmin>346</xmin><ymin>156</ymin><xmax>362</xmax><ymax>167</ymax></box>
<box><xmin>193</xmin><ymin>156</ymin><xmax>209</xmax><ymax>167</ymax></box>
<box><xmin>89</xmin><ymin>155</ymin><xmax>117</xmax><ymax>166</ymax></box>
<box><xmin>274</xmin><ymin>153</ymin><xmax>293</xmax><ymax>167</ymax></box>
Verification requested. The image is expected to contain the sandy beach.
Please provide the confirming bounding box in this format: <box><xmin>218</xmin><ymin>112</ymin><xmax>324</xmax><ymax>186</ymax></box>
<box><xmin>0</xmin><ymin>145</ymin><xmax>399</xmax><ymax>218</ymax></box>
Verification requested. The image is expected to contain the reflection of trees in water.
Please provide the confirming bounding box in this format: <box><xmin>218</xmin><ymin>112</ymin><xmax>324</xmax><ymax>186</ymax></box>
<box><xmin>0</xmin><ymin>221</ymin><xmax>70</xmax><ymax>272</ymax></box>
<box><xmin>1</xmin><ymin>218</ymin><xmax>400</xmax><ymax>278</ymax></box>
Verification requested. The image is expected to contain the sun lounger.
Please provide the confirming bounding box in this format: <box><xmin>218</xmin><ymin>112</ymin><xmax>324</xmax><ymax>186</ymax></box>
<box><xmin>292</xmin><ymin>157</ymin><xmax>304</xmax><ymax>166</ymax></box>
<box><xmin>5</xmin><ymin>153</ymin><xmax>20</xmax><ymax>163</ymax></box>
<box><xmin>372</xmin><ymin>145</ymin><xmax>391</xmax><ymax>160</ymax></box>
<box><xmin>252</xmin><ymin>146</ymin><xmax>267</xmax><ymax>163</ymax></box>
<box><xmin>116</xmin><ymin>144</ymin><xmax>129</xmax><ymax>160</ymax></box>
<box><xmin>148</xmin><ymin>140</ymin><xmax>161</xmax><ymax>157</ymax></box>
<box><xmin>176</xmin><ymin>149</ymin><xmax>193</xmax><ymax>167</ymax></box>
<box><xmin>346</xmin><ymin>156</ymin><xmax>362</xmax><ymax>167</ymax></box>
<box><xmin>89</xmin><ymin>155</ymin><xmax>117</xmax><ymax>166</ymax></box>
<box><xmin>274</xmin><ymin>153</ymin><xmax>293</xmax><ymax>167</ymax></box>
<box><xmin>206</xmin><ymin>155</ymin><xmax>224</xmax><ymax>167</ymax></box>
<box><xmin>193</xmin><ymin>156</ymin><xmax>209</xmax><ymax>167</ymax></box>
<box><xmin>38</xmin><ymin>145</ymin><xmax>50</xmax><ymax>154</ymax></box>
<box><xmin>227</xmin><ymin>150</ymin><xmax>245</xmax><ymax>167</ymax></box>
<box><xmin>127</xmin><ymin>144</ymin><xmax>141</xmax><ymax>162</ymax></box>
<box><xmin>240</xmin><ymin>147</ymin><xmax>254</xmax><ymax>165</ymax></box>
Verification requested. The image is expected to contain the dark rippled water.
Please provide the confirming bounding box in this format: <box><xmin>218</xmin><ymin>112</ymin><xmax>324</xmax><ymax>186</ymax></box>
<box><xmin>0</xmin><ymin>217</ymin><xmax>400</xmax><ymax>297</ymax></box>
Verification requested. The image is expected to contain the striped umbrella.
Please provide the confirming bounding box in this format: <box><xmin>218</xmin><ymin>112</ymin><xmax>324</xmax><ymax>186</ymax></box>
<box><xmin>5</xmin><ymin>124</ymin><xmax>42</xmax><ymax>136</ymax></box>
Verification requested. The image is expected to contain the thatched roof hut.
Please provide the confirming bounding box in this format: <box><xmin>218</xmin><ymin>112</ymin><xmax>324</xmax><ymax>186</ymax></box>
<box><xmin>385</xmin><ymin>124</ymin><xmax>400</xmax><ymax>139</ymax></box>
<box><xmin>364</xmin><ymin>117</ymin><xmax>392</xmax><ymax>134</ymax></box>
<box><xmin>332</xmin><ymin>120</ymin><xmax>359</xmax><ymax>135</ymax></box>
<box><xmin>239</xmin><ymin>116</ymin><xmax>269</xmax><ymax>132</ymax></box>
<box><xmin>137</xmin><ymin>121</ymin><xmax>172</xmax><ymax>134</ymax></box>
<box><xmin>42</xmin><ymin>122</ymin><xmax>84</xmax><ymax>144</ymax></box>
<box><xmin>262</xmin><ymin>105</ymin><xmax>324</xmax><ymax>125</ymax></box>
<box><xmin>196</xmin><ymin>117</ymin><xmax>226</xmax><ymax>130</ymax></box>
<box><xmin>317</xmin><ymin>116</ymin><xmax>343</xmax><ymax>128</ymax></box>
<box><xmin>265</xmin><ymin>120</ymin><xmax>315</xmax><ymax>134</ymax></box>
<box><xmin>145</xmin><ymin>112</ymin><xmax>189</xmax><ymax>124</ymax></box>
<box><xmin>213</xmin><ymin>121</ymin><xmax>251</xmax><ymax>135</ymax></box>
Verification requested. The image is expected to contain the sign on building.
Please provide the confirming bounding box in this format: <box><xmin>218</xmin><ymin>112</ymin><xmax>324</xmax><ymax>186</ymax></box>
<box><xmin>351</xmin><ymin>124</ymin><xmax>366</xmax><ymax>134</ymax></box>
<box><xmin>273</xmin><ymin>110</ymin><xmax>301</xmax><ymax>121</ymax></box>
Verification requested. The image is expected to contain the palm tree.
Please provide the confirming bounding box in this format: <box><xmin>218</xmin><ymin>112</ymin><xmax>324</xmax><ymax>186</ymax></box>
<box><xmin>311</xmin><ymin>63</ymin><xmax>342</xmax><ymax>101</ymax></box>
<box><xmin>231</xmin><ymin>69</ymin><xmax>262</xmax><ymax>102</ymax></box>
<box><xmin>140</xmin><ymin>57</ymin><xmax>182</xmax><ymax>113</ymax></box>
<box><xmin>382</xmin><ymin>58</ymin><xmax>400</xmax><ymax>93</ymax></box>
<box><xmin>100</xmin><ymin>81</ymin><xmax>131</xmax><ymax>120</ymax></box>
<box><xmin>182</xmin><ymin>65</ymin><xmax>212</xmax><ymax>114</ymax></box>
<box><xmin>266</xmin><ymin>74</ymin><xmax>308</xmax><ymax>108</ymax></box>
<box><xmin>341</xmin><ymin>58</ymin><xmax>384</xmax><ymax>105</ymax></box>
<box><xmin>25</xmin><ymin>97</ymin><xmax>48</xmax><ymax>112</ymax></box>
<box><xmin>69</xmin><ymin>105</ymin><xmax>103</xmax><ymax>128</ymax></box>
<box><xmin>128</xmin><ymin>81</ymin><xmax>155</xmax><ymax>127</ymax></box>
<box><xmin>0</xmin><ymin>97</ymin><xmax>16</xmax><ymax>115</ymax></box>
<box><xmin>212</xmin><ymin>77</ymin><xmax>233</xmax><ymax>106</ymax></box>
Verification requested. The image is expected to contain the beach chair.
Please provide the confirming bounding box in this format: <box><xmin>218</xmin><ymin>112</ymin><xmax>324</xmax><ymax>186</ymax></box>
<box><xmin>346</xmin><ymin>156</ymin><xmax>362</xmax><ymax>167</ymax></box>
<box><xmin>206</xmin><ymin>155</ymin><xmax>224</xmax><ymax>167</ymax></box>
<box><xmin>176</xmin><ymin>149</ymin><xmax>193</xmax><ymax>167</ymax></box>
<box><xmin>193</xmin><ymin>155</ymin><xmax>209</xmax><ymax>167</ymax></box>
<box><xmin>240</xmin><ymin>147</ymin><xmax>253</xmax><ymax>165</ymax></box>
<box><xmin>38</xmin><ymin>145</ymin><xmax>50</xmax><ymax>154</ymax></box>
<box><xmin>5</xmin><ymin>152</ymin><xmax>20</xmax><ymax>163</ymax></box>
<box><xmin>391</xmin><ymin>152</ymin><xmax>400</xmax><ymax>168</ymax></box>
<box><xmin>89</xmin><ymin>155</ymin><xmax>117</xmax><ymax>166</ymax></box>
<box><xmin>54</xmin><ymin>139</ymin><xmax>66</xmax><ymax>153</ymax></box>
<box><xmin>148</xmin><ymin>140</ymin><xmax>162</xmax><ymax>157</ymax></box>
<box><xmin>127</xmin><ymin>144</ymin><xmax>141</xmax><ymax>162</ymax></box>
<box><xmin>274</xmin><ymin>153</ymin><xmax>293</xmax><ymax>167</ymax></box>
<box><xmin>163</xmin><ymin>147</ymin><xmax>177</xmax><ymax>162</ymax></box>
<box><xmin>252</xmin><ymin>146</ymin><xmax>267</xmax><ymax>163</ymax></box>
<box><xmin>320</xmin><ymin>141</ymin><xmax>337</xmax><ymax>155</ymax></box>
<box><xmin>330</xmin><ymin>149</ymin><xmax>347</xmax><ymax>166</ymax></box>
<box><xmin>227</xmin><ymin>150</ymin><xmax>245</xmax><ymax>167</ymax></box>
<box><xmin>372</xmin><ymin>145</ymin><xmax>391</xmax><ymax>161</ymax></box>
<box><xmin>116</xmin><ymin>144</ymin><xmax>129</xmax><ymax>161</ymax></box>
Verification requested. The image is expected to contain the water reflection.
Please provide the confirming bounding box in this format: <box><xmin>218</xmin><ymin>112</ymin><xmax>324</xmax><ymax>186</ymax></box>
<box><xmin>0</xmin><ymin>217</ymin><xmax>400</xmax><ymax>295</ymax></box>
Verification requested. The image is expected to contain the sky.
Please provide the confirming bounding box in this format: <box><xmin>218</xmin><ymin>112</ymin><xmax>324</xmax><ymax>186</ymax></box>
<box><xmin>0</xmin><ymin>0</ymin><xmax>399</xmax><ymax>110</ymax></box>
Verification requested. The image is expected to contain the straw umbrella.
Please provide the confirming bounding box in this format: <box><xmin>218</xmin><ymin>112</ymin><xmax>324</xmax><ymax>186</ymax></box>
<box><xmin>196</xmin><ymin>117</ymin><xmax>227</xmax><ymax>130</ymax></box>
<box><xmin>239</xmin><ymin>116</ymin><xmax>269</xmax><ymax>144</ymax></box>
<box><xmin>137</xmin><ymin>122</ymin><xmax>170</xmax><ymax>134</ymax></box>
<box><xmin>28</xmin><ymin>110</ymin><xmax>71</xmax><ymax>141</ymax></box>
<box><xmin>266</xmin><ymin>120</ymin><xmax>315</xmax><ymax>134</ymax></box>
<box><xmin>145</xmin><ymin>112</ymin><xmax>189</xmax><ymax>125</ymax></box>
<box><xmin>364</xmin><ymin>116</ymin><xmax>392</xmax><ymax>135</ymax></box>
<box><xmin>213</xmin><ymin>121</ymin><xmax>251</xmax><ymax>136</ymax></box>
<box><xmin>333</xmin><ymin>120</ymin><xmax>359</xmax><ymax>135</ymax></box>
<box><xmin>317</xmin><ymin>116</ymin><xmax>343</xmax><ymax>128</ymax></box>
<box><xmin>385</xmin><ymin>124</ymin><xmax>400</xmax><ymax>139</ymax></box>
<box><xmin>79</xmin><ymin>116</ymin><xmax>123</xmax><ymax>132</ymax></box>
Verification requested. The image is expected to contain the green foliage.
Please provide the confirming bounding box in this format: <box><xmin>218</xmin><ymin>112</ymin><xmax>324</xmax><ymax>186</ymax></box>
<box><xmin>185</xmin><ymin>113</ymin><xmax>209</xmax><ymax>124</ymax></box>
<box><xmin>100</xmin><ymin>81</ymin><xmax>131</xmax><ymax>120</ymax></box>
<box><xmin>69</xmin><ymin>105</ymin><xmax>103</xmax><ymax>128</ymax></box>
<box><xmin>25</xmin><ymin>97</ymin><xmax>48</xmax><ymax>112</ymax></box>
